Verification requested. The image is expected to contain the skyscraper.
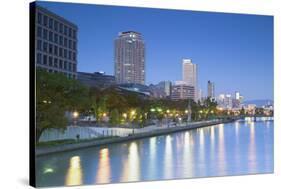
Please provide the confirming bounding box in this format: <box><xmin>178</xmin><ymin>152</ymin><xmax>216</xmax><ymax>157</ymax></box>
<box><xmin>235</xmin><ymin>91</ymin><xmax>240</xmax><ymax>100</ymax></box>
<box><xmin>114</xmin><ymin>31</ymin><xmax>145</xmax><ymax>84</ymax></box>
<box><xmin>207</xmin><ymin>80</ymin><xmax>215</xmax><ymax>99</ymax></box>
<box><xmin>34</xmin><ymin>5</ymin><xmax>78</xmax><ymax>79</ymax></box>
<box><xmin>182</xmin><ymin>59</ymin><xmax>198</xmax><ymax>101</ymax></box>
<box><xmin>225</xmin><ymin>94</ymin><xmax>233</xmax><ymax>109</ymax></box>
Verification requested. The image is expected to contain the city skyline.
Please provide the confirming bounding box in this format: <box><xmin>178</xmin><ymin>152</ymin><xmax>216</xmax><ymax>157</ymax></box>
<box><xmin>37</xmin><ymin>1</ymin><xmax>273</xmax><ymax>101</ymax></box>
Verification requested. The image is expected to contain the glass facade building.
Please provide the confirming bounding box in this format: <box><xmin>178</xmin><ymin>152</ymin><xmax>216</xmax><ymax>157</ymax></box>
<box><xmin>34</xmin><ymin>5</ymin><xmax>78</xmax><ymax>79</ymax></box>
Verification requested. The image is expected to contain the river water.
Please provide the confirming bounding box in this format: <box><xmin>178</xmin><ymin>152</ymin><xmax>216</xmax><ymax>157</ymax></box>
<box><xmin>36</xmin><ymin>118</ymin><xmax>273</xmax><ymax>187</ymax></box>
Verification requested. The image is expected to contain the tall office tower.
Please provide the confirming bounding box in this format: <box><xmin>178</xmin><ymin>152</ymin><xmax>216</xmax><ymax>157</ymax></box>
<box><xmin>225</xmin><ymin>94</ymin><xmax>233</xmax><ymax>109</ymax></box>
<box><xmin>34</xmin><ymin>5</ymin><xmax>78</xmax><ymax>79</ymax></box>
<box><xmin>235</xmin><ymin>91</ymin><xmax>240</xmax><ymax>100</ymax></box>
<box><xmin>207</xmin><ymin>80</ymin><xmax>215</xmax><ymax>99</ymax></box>
<box><xmin>218</xmin><ymin>94</ymin><xmax>226</xmax><ymax>108</ymax></box>
<box><xmin>232</xmin><ymin>91</ymin><xmax>241</xmax><ymax>108</ymax></box>
<box><xmin>114</xmin><ymin>31</ymin><xmax>145</xmax><ymax>84</ymax></box>
<box><xmin>182</xmin><ymin>59</ymin><xmax>198</xmax><ymax>101</ymax></box>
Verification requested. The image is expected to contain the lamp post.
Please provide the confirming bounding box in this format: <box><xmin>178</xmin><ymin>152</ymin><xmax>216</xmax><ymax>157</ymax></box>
<box><xmin>131</xmin><ymin>110</ymin><xmax>136</xmax><ymax>134</ymax></box>
<box><xmin>187</xmin><ymin>99</ymin><xmax>192</xmax><ymax>124</ymax></box>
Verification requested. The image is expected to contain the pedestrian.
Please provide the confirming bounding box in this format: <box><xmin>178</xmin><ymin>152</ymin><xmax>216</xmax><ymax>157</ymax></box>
<box><xmin>76</xmin><ymin>134</ymin><xmax>80</xmax><ymax>141</ymax></box>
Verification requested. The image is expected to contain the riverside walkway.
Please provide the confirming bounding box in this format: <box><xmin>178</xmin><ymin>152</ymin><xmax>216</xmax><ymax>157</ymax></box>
<box><xmin>36</xmin><ymin>118</ymin><xmax>237</xmax><ymax>156</ymax></box>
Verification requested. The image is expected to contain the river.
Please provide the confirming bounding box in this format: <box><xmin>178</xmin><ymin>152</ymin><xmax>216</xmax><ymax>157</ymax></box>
<box><xmin>36</xmin><ymin>117</ymin><xmax>273</xmax><ymax>187</ymax></box>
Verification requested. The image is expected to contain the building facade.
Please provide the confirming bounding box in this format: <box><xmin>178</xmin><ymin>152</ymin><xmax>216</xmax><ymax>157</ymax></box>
<box><xmin>35</xmin><ymin>5</ymin><xmax>78</xmax><ymax>79</ymax></box>
<box><xmin>148</xmin><ymin>84</ymin><xmax>166</xmax><ymax>99</ymax></box>
<box><xmin>207</xmin><ymin>80</ymin><xmax>215</xmax><ymax>99</ymax></box>
<box><xmin>77</xmin><ymin>72</ymin><xmax>116</xmax><ymax>89</ymax></box>
<box><xmin>157</xmin><ymin>81</ymin><xmax>172</xmax><ymax>97</ymax></box>
<box><xmin>171</xmin><ymin>81</ymin><xmax>195</xmax><ymax>101</ymax></box>
<box><xmin>114</xmin><ymin>31</ymin><xmax>145</xmax><ymax>84</ymax></box>
<box><xmin>182</xmin><ymin>59</ymin><xmax>198</xmax><ymax>101</ymax></box>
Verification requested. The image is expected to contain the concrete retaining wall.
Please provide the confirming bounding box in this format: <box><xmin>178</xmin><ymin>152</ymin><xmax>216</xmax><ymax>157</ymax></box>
<box><xmin>36</xmin><ymin>119</ymin><xmax>234</xmax><ymax>156</ymax></box>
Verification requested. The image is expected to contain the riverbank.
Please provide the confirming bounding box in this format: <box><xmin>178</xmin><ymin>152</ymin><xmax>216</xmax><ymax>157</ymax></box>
<box><xmin>36</xmin><ymin>118</ymin><xmax>236</xmax><ymax>156</ymax></box>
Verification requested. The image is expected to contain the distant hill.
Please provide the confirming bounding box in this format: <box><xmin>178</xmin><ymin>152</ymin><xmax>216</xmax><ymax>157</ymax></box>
<box><xmin>243</xmin><ymin>99</ymin><xmax>273</xmax><ymax>107</ymax></box>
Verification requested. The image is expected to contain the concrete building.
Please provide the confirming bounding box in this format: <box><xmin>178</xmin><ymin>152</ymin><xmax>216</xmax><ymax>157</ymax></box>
<box><xmin>157</xmin><ymin>81</ymin><xmax>172</xmax><ymax>97</ymax></box>
<box><xmin>217</xmin><ymin>94</ymin><xmax>225</xmax><ymax>109</ymax></box>
<box><xmin>182</xmin><ymin>59</ymin><xmax>197</xmax><ymax>101</ymax></box>
<box><xmin>207</xmin><ymin>80</ymin><xmax>215</xmax><ymax>99</ymax></box>
<box><xmin>114</xmin><ymin>31</ymin><xmax>145</xmax><ymax>84</ymax></box>
<box><xmin>225</xmin><ymin>94</ymin><xmax>233</xmax><ymax>109</ymax></box>
<box><xmin>149</xmin><ymin>84</ymin><xmax>167</xmax><ymax>99</ymax></box>
<box><xmin>34</xmin><ymin>5</ymin><xmax>78</xmax><ymax>78</ymax></box>
<box><xmin>233</xmin><ymin>91</ymin><xmax>242</xmax><ymax>108</ymax></box>
<box><xmin>77</xmin><ymin>72</ymin><xmax>116</xmax><ymax>89</ymax></box>
<box><xmin>171</xmin><ymin>81</ymin><xmax>195</xmax><ymax>101</ymax></box>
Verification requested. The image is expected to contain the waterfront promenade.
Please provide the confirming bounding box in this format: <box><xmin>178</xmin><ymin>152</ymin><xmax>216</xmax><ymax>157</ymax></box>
<box><xmin>36</xmin><ymin>118</ymin><xmax>237</xmax><ymax>156</ymax></box>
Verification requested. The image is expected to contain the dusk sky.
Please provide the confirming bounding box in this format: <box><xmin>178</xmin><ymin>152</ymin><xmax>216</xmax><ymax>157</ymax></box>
<box><xmin>38</xmin><ymin>1</ymin><xmax>273</xmax><ymax>101</ymax></box>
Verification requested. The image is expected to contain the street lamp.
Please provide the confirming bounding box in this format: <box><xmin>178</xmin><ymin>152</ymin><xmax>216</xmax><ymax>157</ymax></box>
<box><xmin>131</xmin><ymin>110</ymin><xmax>136</xmax><ymax>116</ymax></box>
<box><xmin>73</xmin><ymin>111</ymin><xmax>79</xmax><ymax>118</ymax></box>
<box><xmin>73</xmin><ymin>111</ymin><xmax>79</xmax><ymax>125</ymax></box>
<box><xmin>123</xmin><ymin>113</ymin><xmax>127</xmax><ymax>119</ymax></box>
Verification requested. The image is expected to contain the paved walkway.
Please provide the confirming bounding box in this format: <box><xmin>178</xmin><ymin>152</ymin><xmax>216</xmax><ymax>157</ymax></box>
<box><xmin>36</xmin><ymin>119</ymin><xmax>232</xmax><ymax>156</ymax></box>
<box><xmin>39</xmin><ymin>119</ymin><xmax>220</xmax><ymax>142</ymax></box>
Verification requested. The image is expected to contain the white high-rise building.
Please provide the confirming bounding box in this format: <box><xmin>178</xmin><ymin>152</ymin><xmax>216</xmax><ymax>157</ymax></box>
<box><xmin>225</xmin><ymin>94</ymin><xmax>233</xmax><ymax>109</ymax></box>
<box><xmin>235</xmin><ymin>91</ymin><xmax>240</xmax><ymax>100</ymax></box>
<box><xmin>182</xmin><ymin>59</ymin><xmax>198</xmax><ymax>101</ymax></box>
<box><xmin>114</xmin><ymin>31</ymin><xmax>145</xmax><ymax>84</ymax></box>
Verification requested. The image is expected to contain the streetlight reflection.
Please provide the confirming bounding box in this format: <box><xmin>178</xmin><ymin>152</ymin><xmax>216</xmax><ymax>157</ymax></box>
<box><xmin>121</xmin><ymin>142</ymin><xmax>140</xmax><ymax>182</ymax></box>
<box><xmin>65</xmin><ymin>156</ymin><xmax>83</xmax><ymax>186</ymax></box>
<box><xmin>164</xmin><ymin>135</ymin><xmax>173</xmax><ymax>179</ymax></box>
<box><xmin>248</xmin><ymin>123</ymin><xmax>257</xmax><ymax>172</ymax></box>
<box><xmin>96</xmin><ymin>148</ymin><xmax>111</xmax><ymax>184</ymax></box>
<box><xmin>218</xmin><ymin>124</ymin><xmax>226</xmax><ymax>175</ymax></box>
<box><xmin>183</xmin><ymin>132</ymin><xmax>194</xmax><ymax>177</ymax></box>
<box><xmin>148</xmin><ymin>137</ymin><xmax>157</xmax><ymax>178</ymax></box>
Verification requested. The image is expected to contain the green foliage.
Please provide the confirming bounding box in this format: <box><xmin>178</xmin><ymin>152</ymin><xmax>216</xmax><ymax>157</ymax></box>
<box><xmin>240</xmin><ymin>107</ymin><xmax>245</xmax><ymax>115</ymax></box>
<box><xmin>109</xmin><ymin>109</ymin><xmax>120</xmax><ymax>125</ymax></box>
<box><xmin>36</xmin><ymin>69</ymin><xmax>89</xmax><ymax>142</ymax></box>
<box><xmin>36</xmin><ymin>68</ymin><xmax>223</xmax><ymax>140</ymax></box>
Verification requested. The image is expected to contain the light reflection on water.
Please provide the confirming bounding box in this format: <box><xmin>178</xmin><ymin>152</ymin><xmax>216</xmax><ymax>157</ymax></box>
<box><xmin>36</xmin><ymin>120</ymin><xmax>273</xmax><ymax>187</ymax></box>
<box><xmin>96</xmin><ymin>148</ymin><xmax>110</xmax><ymax>184</ymax></box>
<box><xmin>65</xmin><ymin>156</ymin><xmax>83</xmax><ymax>186</ymax></box>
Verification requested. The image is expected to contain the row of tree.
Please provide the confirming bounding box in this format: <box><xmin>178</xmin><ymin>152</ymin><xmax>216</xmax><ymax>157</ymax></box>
<box><xmin>36</xmin><ymin>69</ymin><xmax>219</xmax><ymax>142</ymax></box>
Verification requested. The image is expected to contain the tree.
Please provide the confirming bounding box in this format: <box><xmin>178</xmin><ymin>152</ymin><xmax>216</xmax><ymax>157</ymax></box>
<box><xmin>201</xmin><ymin>97</ymin><xmax>218</xmax><ymax>120</ymax></box>
<box><xmin>109</xmin><ymin>109</ymin><xmax>120</xmax><ymax>125</ymax></box>
<box><xmin>240</xmin><ymin>107</ymin><xmax>245</xmax><ymax>116</ymax></box>
<box><xmin>88</xmin><ymin>87</ymin><xmax>108</xmax><ymax>123</ymax></box>
<box><xmin>36</xmin><ymin>69</ymin><xmax>88</xmax><ymax>142</ymax></box>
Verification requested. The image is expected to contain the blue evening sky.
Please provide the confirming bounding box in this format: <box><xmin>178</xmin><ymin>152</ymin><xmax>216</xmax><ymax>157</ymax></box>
<box><xmin>37</xmin><ymin>1</ymin><xmax>273</xmax><ymax>101</ymax></box>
